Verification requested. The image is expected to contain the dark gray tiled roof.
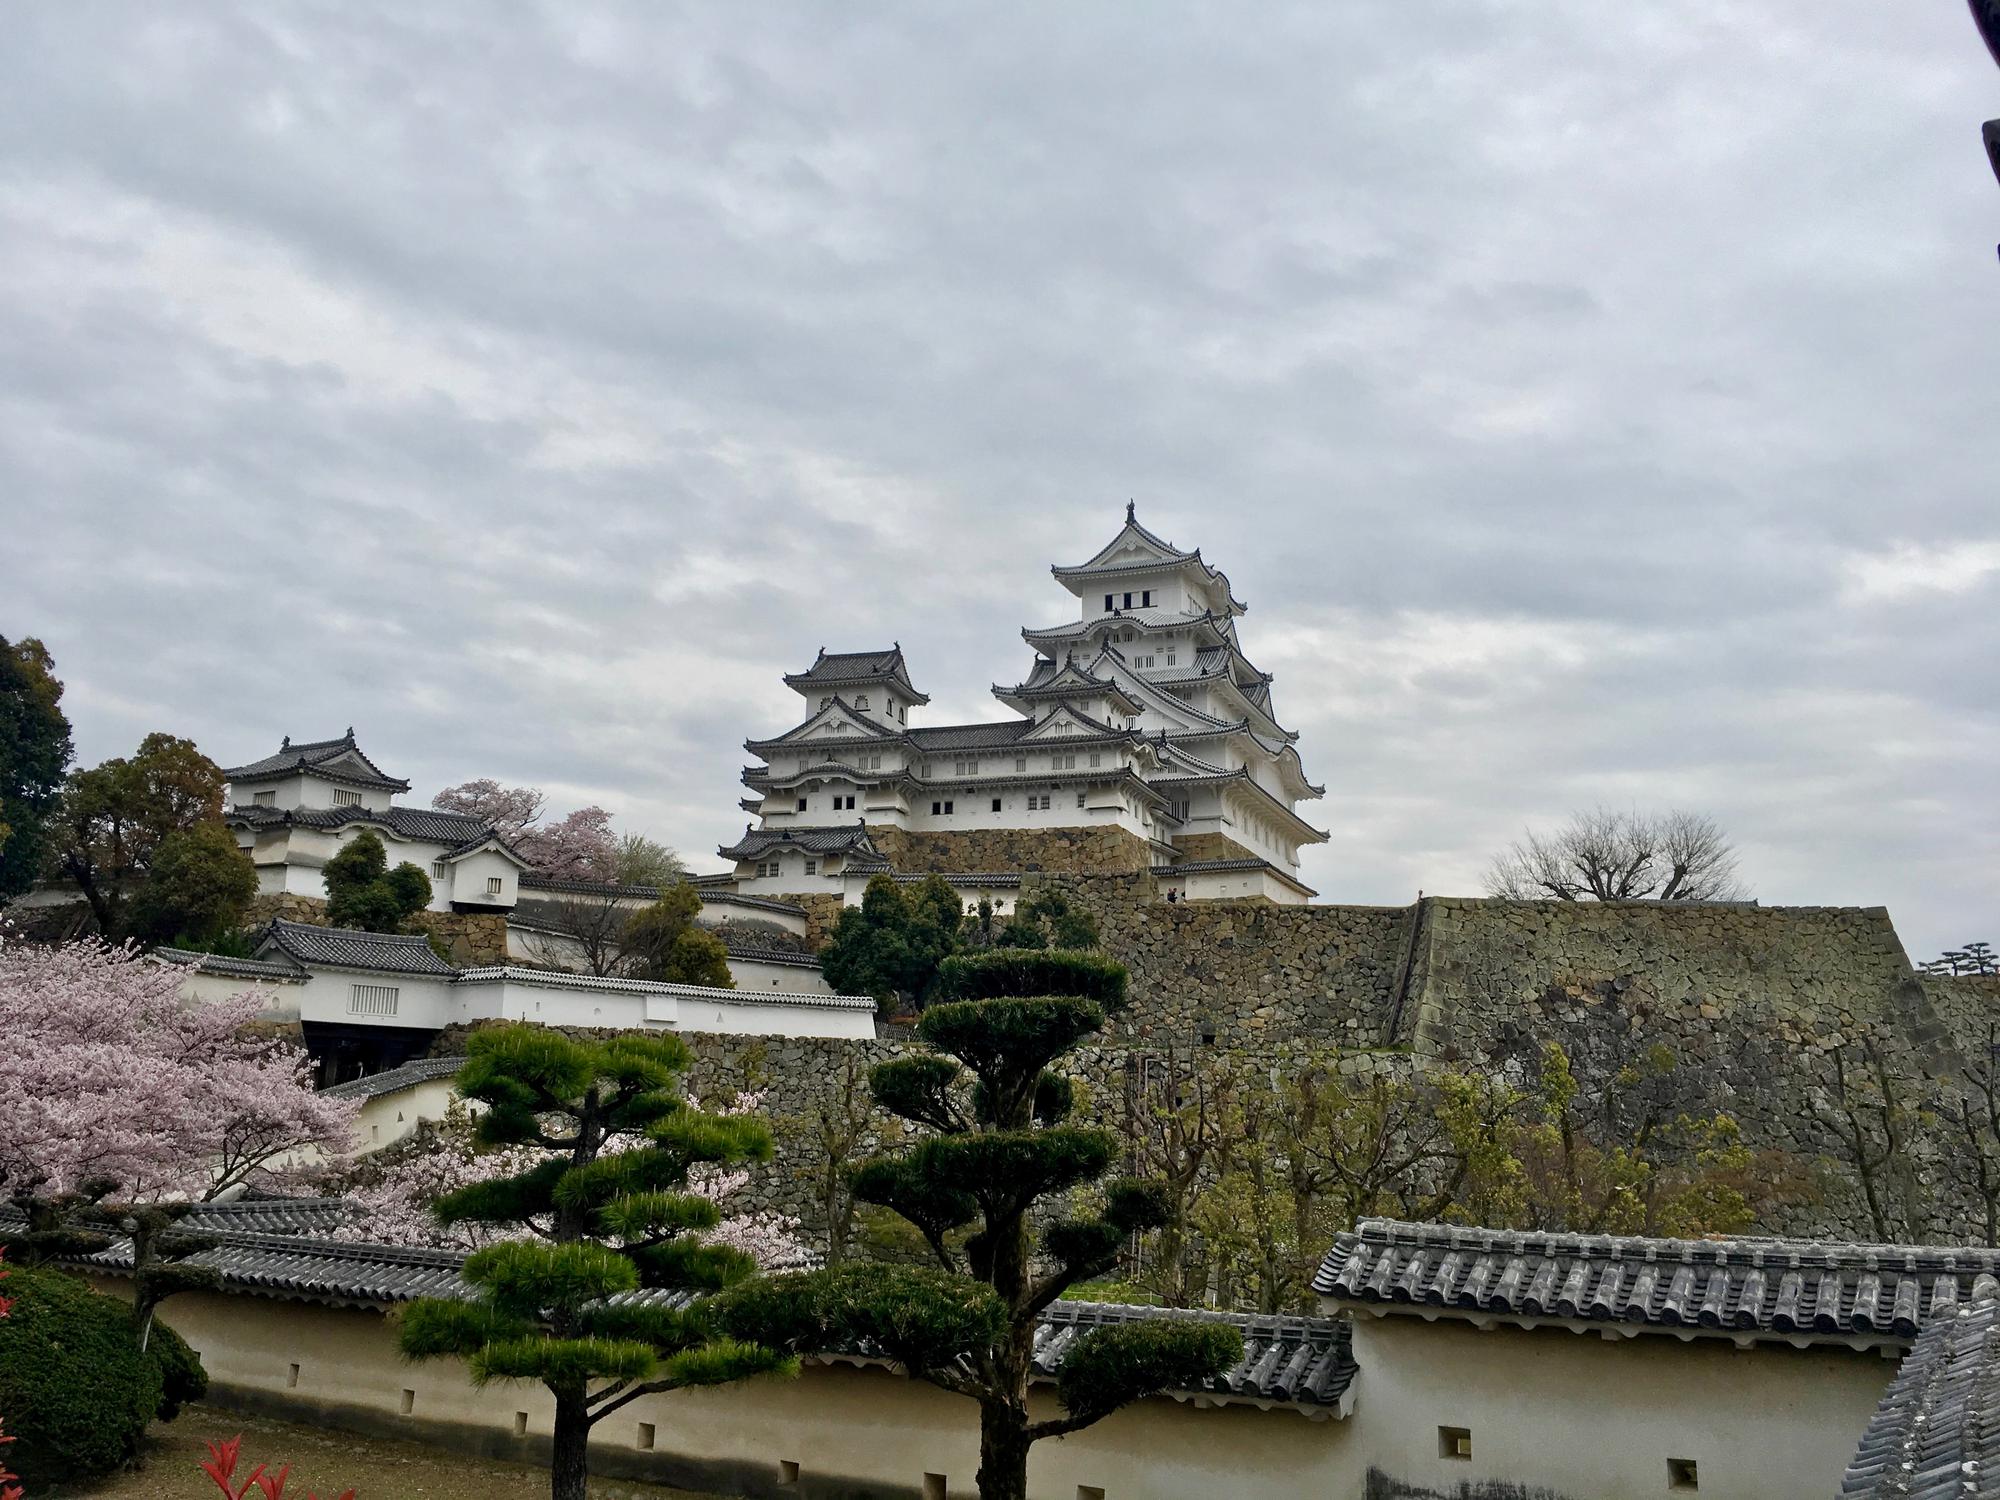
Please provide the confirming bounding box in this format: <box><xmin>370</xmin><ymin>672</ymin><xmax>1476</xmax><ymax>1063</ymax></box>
<box><xmin>79</xmin><ymin>1227</ymin><xmax>1350</xmax><ymax>1411</ymax></box>
<box><xmin>906</xmin><ymin>719</ymin><xmax>1040</xmax><ymax>750</ymax></box>
<box><xmin>890</xmin><ymin>872</ymin><xmax>1024</xmax><ymax>887</ymax></box>
<box><xmin>518</xmin><ymin>873</ymin><xmax>665</xmax><ymax>900</ymax></box>
<box><xmin>721</xmin><ymin>942</ymin><xmax>823</xmax><ymax>969</ymax></box>
<box><xmin>698</xmin><ymin>890</ymin><xmax>812</xmax><ymax>918</ymax></box>
<box><xmin>321</xmin><ymin>1056</ymin><xmax>464</xmax><ymax>1100</ymax></box>
<box><xmin>223</xmin><ymin>732</ymin><xmax>410</xmax><ymax>792</ymax></box>
<box><xmin>1316</xmin><ymin>1219</ymin><xmax>2000</xmax><ymax>1347</ymax></box>
<box><xmin>228</xmin><ymin>803</ymin><xmax>492</xmax><ymax>845</ymax></box>
<box><xmin>1841</xmin><ymin>1289</ymin><xmax>2000</xmax><ymax>1498</ymax></box>
<box><xmin>1152</xmin><ymin>858</ymin><xmax>1317</xmax><ymax>895</ymax></box>
<box><xmin>719</xmin><ymin>824</ymin><xmax>877</xmax><ymax>861</ymax></box>
<box><xmin>784</xmin><ymin>647</ymin><xmax>929</xmax><ymax>702</ymax></box>
<box><xmin>152</xmin><ymin>947</ymin><xmax>306</xmax><ymax>981</ymax></box>
<box><xmin>259</xmin><ymin>919</ymin><xmax>457</xmax><ymax>977</ymax></box>
<box><xmin>0</xmin><ymin>1196</ymin><xmax>355</xmax><ymax>1242</ymax></box>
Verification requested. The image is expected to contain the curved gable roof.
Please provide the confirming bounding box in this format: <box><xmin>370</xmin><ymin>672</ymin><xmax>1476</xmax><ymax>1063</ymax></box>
<box><xmin>223</xmin><ymin>731</ymin><xmax>410</xmax><ymax>792</ymax></box>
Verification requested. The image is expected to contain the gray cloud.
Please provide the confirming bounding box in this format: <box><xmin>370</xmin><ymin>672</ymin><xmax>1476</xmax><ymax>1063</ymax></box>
<box><xmin>2</xmin><ymin>1</ymin><xmax>1994</xmax><ymax>959</ymax></box>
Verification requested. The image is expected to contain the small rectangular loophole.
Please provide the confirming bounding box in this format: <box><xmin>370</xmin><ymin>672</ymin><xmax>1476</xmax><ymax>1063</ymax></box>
<box><xmin>924</xmin><ymin>1475</ymin><xmax>948</xmax><ymax>1500</ymax></box>
<box><xmin>513</xmin><ymin>1411</ymin><xmax>528</xmax><ymax>1437</ymax></box>
<box><xmin>1669</xmin><ymin>1458</ymin><xmax>1699</xmax><ymax>1491</ymax></box>
<box><xmin>1439</xmin><ymin>1426</ymin><xmax>1471</xmax><ymax>1461</ymax></box>
<box><xmin>779</xmin><ymin>1460</ymin><xmax>801</xmax><ymax>1485</ymax></box>
<box><xmin>286</xmin><ymin>1363</ymin><xmax>300</xmax><ymax>1389</ymax></box>
<box><xmin>399</xmin><ymin>1389</ymin><xmax>415</xmax><ymax>1415</ymax></box>
<box><xmin>637</xmin><ymin>1422</ymin><xmax>656</xmax><ymax>1451</ymax></box>
<box><xmin>1078</xmin><ymin>1488</ymin><xmax>1107</xmax><ymax>1500</ymax></box>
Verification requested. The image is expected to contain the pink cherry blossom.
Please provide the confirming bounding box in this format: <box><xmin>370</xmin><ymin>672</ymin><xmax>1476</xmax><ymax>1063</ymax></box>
<box><xmin>0</xmin><ymin>938</ymin><xmax>355</xmax><ymax>1205</ymax></box>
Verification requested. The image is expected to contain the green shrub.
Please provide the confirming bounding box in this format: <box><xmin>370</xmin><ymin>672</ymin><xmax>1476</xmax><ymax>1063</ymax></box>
<box><xmin>0</xmin><ymin>1266</ymin><xmax>201</xmax><ymax>1487</ymax></box>
<box><xmin>149</xmin><ymin>1316</ymin><xmax>209</xmax><ymax>1420</ymax></box>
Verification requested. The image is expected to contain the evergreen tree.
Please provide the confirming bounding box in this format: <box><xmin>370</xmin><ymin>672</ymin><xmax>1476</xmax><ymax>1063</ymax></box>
<box><xmin>622</xmin><ymin>883</ymin><xmax>732</xmax><ymax>987</ymax></box>
<box><xmin>993</xmin><ymin>888</ymin><xmax>1099</xmax><ymax>951</ymax></box>
<box><xmin>323</xmin><ymin>830</ymin><xmax>431</xmax><ymax>931</ymax></box>
<box><xmin>127</xmin><ymin>822</ymin><xmax>257</xmax><ymax>948</ymax></box>
<box><xmin>720</xmin><ymin>950</ymin><xmax>1240</xmax><ymax>1500</ymax></box>
<box><xmin>819</xmin><ymin>873</ymin><xmax>964</xmax><ymax>1010</ymax></box>
<box><xmin>0</xmin><ymin>635</ymin><xmax>72</xmax><ymax>903</ymax></box>
<box><xmin>46</xmin><ymin>732</ymin><xmax>223</xmax><ymax>934</ymax></box>
<box><xmin>398</xmin><ymin>1026</ymin><xmax>790</xmax><ymax>1500</ymax></box>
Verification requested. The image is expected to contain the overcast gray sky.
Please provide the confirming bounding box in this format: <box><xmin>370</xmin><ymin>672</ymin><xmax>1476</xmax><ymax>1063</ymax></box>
<box><xmin>3</xmin><ymin>3</ymin><xmax>1994</xmax><ymax>959</ymax></box>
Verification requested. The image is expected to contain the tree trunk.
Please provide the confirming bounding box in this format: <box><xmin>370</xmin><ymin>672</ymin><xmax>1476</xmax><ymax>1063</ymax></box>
<box><xmin>976</xmin><ymin>1398</ymin><xmax>1032</xmax><ymax>1500</ymax></box>
<box><xmin>550</xmin><ymin>1392</ymin><xmax>590</xmax><ymax>1500</ymax></box>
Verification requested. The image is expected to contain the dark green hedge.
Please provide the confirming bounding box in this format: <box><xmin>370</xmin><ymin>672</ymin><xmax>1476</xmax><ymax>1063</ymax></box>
<box><xmin>0</xmin><ymin>1266</ymin><xmax>203</xmax><ymax>1487</ymax></box>
<box><xmin>932</xmin><ymin>950</ymin><xmax>1128</xmax><ymax>1008</ymax></box>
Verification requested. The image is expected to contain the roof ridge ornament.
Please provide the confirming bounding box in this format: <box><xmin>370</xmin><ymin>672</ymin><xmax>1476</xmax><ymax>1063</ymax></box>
<box><xmin>1126</xmin><ymin>499</ymin><xmax>1136</xmax><ymax>522</ymax></box>
<box><xmin>281</xmin><ymin>735</ymin><xmax>290</xmax><ymax>749</ymax></box>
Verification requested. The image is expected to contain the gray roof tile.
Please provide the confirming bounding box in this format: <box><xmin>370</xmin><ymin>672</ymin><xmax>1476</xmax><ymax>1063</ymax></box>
<box><xmin>228</xmin><ymin>803</ymin><xmax>492</xmax><ymax>845</ymax></box>
<box><xmin>1317</xmin><ymin>1218</ymin><xmax>2000</xmax><ymax>1347</ymax></box>
<box><xmin>784</xmin><ymin>646</ymin><xmax>929</xmax><ymax>702</ymax></box>
<box><xmin>260</xmin><ymin>919</ymin><xmax>457</xmax><ymax>977</ymax></box>
<box><xmin>321</xmin><ymin>1056</ymin><xmax>464</xmax><ymax>1100</ymax></box>
<box><xmin>1841</xmin><ymin>1289</ymin><xmax>2000</xmax><ymax>1498</ymax></box>
<box><xmin>223</xmin><ymin>732</ymin><xmax>410</xmax><ymax>791</ymax></box>
<box><xmin>152</xmin><ymin>948</ymin><xmax>306</xmax><ymax>981</ymax></box>
<box><xmin>719</xmin><ymin>824</ymin><xmax>878</xmax><ymax>861</ymax></box>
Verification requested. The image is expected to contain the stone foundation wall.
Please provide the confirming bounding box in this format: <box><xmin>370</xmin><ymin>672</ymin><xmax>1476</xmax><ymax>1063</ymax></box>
<box><xmin>246</xmin><ymin>893</ymin><xmax>333</xmax><ymax>928</ymax></box>
<box><xmin>865</xmin><ymin>823</ymin><xmax>1154</xmax><ymax>876</ymax></box>
<box><xmin>408</xmin><ymin>910</ymin><xmax>510</xmax><ymax>966</ymax></box>
<box><xmin>1169</xmin><ymin>832</ymin><xmax>1258</xmax><ymax>863</ymax></box>
<box><xmin>789</xmin><ymin>891</ymin><xmax>847</xmax><ymax>949</ymax></box>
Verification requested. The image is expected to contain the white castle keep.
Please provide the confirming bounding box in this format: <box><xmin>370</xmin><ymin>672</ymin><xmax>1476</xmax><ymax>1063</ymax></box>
<box><xmin>721</xmin><ymin>506</ymin><xmax>1328</xmax><ymax>904</ymax></box>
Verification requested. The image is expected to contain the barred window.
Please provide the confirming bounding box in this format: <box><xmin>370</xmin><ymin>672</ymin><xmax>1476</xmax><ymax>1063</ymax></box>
<box><xmin>349</xmin><ymin>983</ymin><xmax>399</xmax><ymax>1017</ymax></box>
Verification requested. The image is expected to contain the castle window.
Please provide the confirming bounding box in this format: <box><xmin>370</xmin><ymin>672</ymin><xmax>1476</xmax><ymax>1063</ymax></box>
<box><xmin>991</xmin><ymin>798</ymin><xmax>1002</xmax><ymax>813</ymax></box>
<box><xmin>1439</xmin><ymin>1427</ymin><xmax>1472</xmax><ymax>1461</ymax></box>
<box><xmin>332</xmin><ymin>788</ymin><xmax>362</xmax><ymax>807</ymax></box>
<box><xmin>1142</xmin><ymin>590</ymin><xmax>1152</xmax><ymax>607</ymax></box>
<box><xmin>836</xmin><ymin>795</ymin><xmax>855</xmax><ymax>810</ymax></box>
<box><xmin>797</xmin><ymin>797</ymin><xmax>809</xmax><ymax>812</ymax></box>
<box><xmin>432</xmin><ymin>860</ymin><xmax>447</xmax><ymax>878</ymax></box>
<box><xmin>1015</xmin><ymin>756</ymin><xmax>1027</xmax><ymax>772</ymax></box>
<box><xmin>1076</xmin><ymin>792</ymin><xmax>1087</xmax><ymax>808</ymax></box>
<box><xmin>1104</xmin><ymin>594</ymin><xmax>1114</xmax><ymax>611</ymax></box>
<box><xmin>348</xmin><ymin>983</ymin><xmax>399</xmax><ymax>1017</ymax></box>
<box><xmin>1165</xmin><ymin>647</ymin><xmax>1177</xmax><ymax>665</ymax></box>
<box><xmin>253</xmin><ymin>789</ymin><xmax>276</xmax><ymax>806</ymax></box>
<box><xmin>486</xmin><ymin>877</ymin><xmax>503</xmax><ymax>896</ymax></box>
<box><xmin>805</xmin><ymin>859</ymin><xmax>818</xmax><ymax>875</ymax></box>
<box><xmin>1054</xmin><ymin>753</ymin><xmax>1076</xmax><ymax>770</ymax></box>
<box><xmin>856</xmin><ymin>695</ymin><xmax>870</xmax><ymax>710</ymax></box>
<box><xmin>1668</xmin><ymin>1459</ymin><xmax>1699</xmax><ymax>1491</ymax></box>
<box><xmin>1122</xmin><ymin>592</ymin><xmax>1133</xmax><ymax>608</ymax></box>
<box><xmin>1033</xmin><ymin>794</ymin><xmax>1051</xmax><ymax>811</ymax></box>
<box><xmin>1088</xmin><ymin>752</ymin><xmax>1101</xmax><ymax>767</ymax></box>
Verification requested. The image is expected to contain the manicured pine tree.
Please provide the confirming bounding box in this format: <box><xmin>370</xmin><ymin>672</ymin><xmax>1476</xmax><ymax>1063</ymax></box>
<box><xmin>397</xmin><ymin>1025</ymin><xmax>791</xmax><ymax>1500</ymax></box>
<box><xmin>720</xmin><ymin>949</ymin><xmax>1242</xmax><ymax>1500</ymax></box>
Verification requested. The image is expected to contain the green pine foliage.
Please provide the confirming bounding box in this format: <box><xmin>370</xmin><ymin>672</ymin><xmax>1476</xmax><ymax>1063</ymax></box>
<box><xmin>323</xmin><ymin>829</ymin><xmax>432</xmax><ymax>932</ymax></box>
<box><xmin>0</xmin><ymin>1265</ymin><xmax>202</xmax><ymax>1488</ymax></box>
<box><xmin>718</xmin><ymin>949</ymin><xmax>1240</xmax><ymax>1500</ymax></box>
<box><xmin>396</xmin><ymin>1025</ymin><xmax>791</xmax><ymax>1500</ymax></box>
<box><xmin>991</xmin><ymin>889</ymin><xmax>1100</xmax><ymax>951</ymax></box>
<box><xmin>820</xmin><ymin>873</ymin><xmax>965</xmax><ymax>1010</ymax></box>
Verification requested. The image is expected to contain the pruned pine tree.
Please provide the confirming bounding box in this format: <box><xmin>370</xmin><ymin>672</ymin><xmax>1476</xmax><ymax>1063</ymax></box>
<box><xmin>720</xmin><ymin>950</ymin><xmax>1241</xmax><ymax>1500</ymax></box>
<box><xmin>397</xmin><ymin>1026</ymin><xmax>792</xmax><ymax>1500</ymax></box>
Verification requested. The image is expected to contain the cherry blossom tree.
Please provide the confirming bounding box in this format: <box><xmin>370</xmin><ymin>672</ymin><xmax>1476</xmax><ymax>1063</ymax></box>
<box><xmin>0</xmin><ymin>938</ymin><xmax>355</xmax><ymax>1240</ymax></box>
<box><xmin>431</xmin><ymin>780</ymin><xmax>621</xmax><ymax>881</ymax></box>
<box><xmin>336</xmin><ymin>1099</ymin><xmax>812</xmax><ymax>1271</ymax></box>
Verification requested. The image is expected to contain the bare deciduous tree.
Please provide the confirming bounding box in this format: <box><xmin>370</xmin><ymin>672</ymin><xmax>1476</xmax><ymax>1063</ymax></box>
<box><xmin>1487</xmin><ymin>808</ymin><xmax>1748</xmax><ymax>903</ymax></box>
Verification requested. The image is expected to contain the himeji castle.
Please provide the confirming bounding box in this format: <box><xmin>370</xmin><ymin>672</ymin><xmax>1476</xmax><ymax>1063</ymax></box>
<box><xmin>721</xmin><ymin>506</ymin><xmax>1328</xmax><ymax>904</ymax></box>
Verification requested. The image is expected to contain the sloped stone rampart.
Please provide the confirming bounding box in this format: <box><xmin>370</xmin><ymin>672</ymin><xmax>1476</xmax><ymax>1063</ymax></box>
<box><xmin>1041</xmin><ymin>873</ymin><xmax>1414</xmax><ymax>1048</ymax></box>
<box><xmin>864</xmin><ymin>824</ymin><xmax>1154</xmax><ymax>876</ymax></box>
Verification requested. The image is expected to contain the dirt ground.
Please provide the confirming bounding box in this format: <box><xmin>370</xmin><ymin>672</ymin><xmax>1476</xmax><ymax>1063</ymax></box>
<box><xmin>60</xmin><ymin>1403</ymin><xmax>730</xmax><ymax>1500</ymax></box>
